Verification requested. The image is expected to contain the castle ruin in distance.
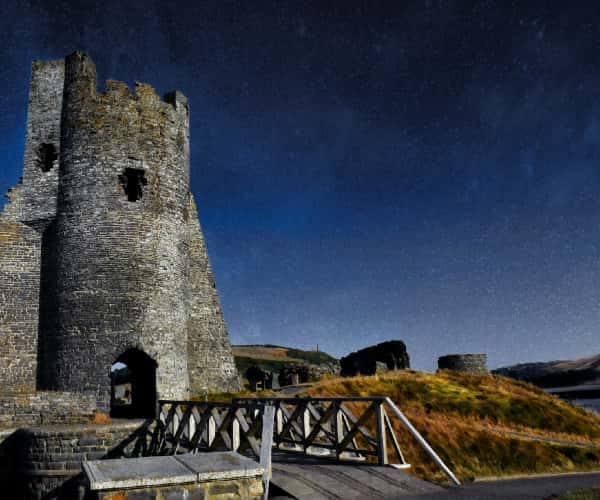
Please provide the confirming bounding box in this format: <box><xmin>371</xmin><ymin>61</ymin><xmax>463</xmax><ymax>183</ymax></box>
<box><xmin>0</xmin><ymin>52</ymin><xmax>240</xmax><ymax>418</ymax></box>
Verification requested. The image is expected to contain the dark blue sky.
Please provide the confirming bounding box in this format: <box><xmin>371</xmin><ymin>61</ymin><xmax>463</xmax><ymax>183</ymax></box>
<box><xmin>2</xmin><ymin>1</ymin><xmax>600</xmax><ymax>370</ymax></box>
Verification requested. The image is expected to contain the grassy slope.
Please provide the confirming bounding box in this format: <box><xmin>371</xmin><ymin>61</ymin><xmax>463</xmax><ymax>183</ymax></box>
<box><xmin>298</xmin><ymin>370</ymin><xmax>600</xmax><ymax>482</ymax></box>
<box><xmin>232</xmin><ymin>344</ymin><xmax>336</xmax><ymax>376</ymax></box>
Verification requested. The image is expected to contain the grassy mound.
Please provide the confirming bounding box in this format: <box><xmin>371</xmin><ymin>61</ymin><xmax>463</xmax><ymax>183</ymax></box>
<box><xmin>297</xmin><ymin>370</ymin><xmax>600</xmax><ymax>482</ymax></box>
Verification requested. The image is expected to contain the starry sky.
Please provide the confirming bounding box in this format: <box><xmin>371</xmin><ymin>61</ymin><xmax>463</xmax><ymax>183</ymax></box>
<box><xmin>1</xmin><ymin>1</ymin><xmax>600</xmax><ymax>371</ymax></box>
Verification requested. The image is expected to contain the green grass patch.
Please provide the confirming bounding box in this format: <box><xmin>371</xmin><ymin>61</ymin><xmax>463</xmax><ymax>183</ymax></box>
<box><xmin>554</xmin><ymin>487</ymin><xmax>600</xmax><ymax>499</ymax></box>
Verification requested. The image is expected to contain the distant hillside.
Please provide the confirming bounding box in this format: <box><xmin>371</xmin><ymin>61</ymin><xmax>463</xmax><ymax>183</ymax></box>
<box><xmin>232</xmin><ymin>344</ymin><xmax>337</xmax><ymax>375</ymax></box>
<box><xmin>493</xmin><ymin>354</ymin><xmax>600</xmax><ymax>388</ymax></box>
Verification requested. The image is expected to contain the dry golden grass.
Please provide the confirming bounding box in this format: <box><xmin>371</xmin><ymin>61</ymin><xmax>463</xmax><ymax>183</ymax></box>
<box><xmin>202</xmin><ymin>370</ymin><xmax>600</xmax><ymax>482</ymax></box>
<box><xmin>298</xmin><ymin>370</ymin><xmax>600</xmax><ymax>483</ymax></box>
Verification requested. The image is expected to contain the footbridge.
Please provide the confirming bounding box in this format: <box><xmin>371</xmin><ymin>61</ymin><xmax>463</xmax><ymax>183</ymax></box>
<box><xmin>116</xmin><ymin>396</ymin><xmax>459</xmax><ymax>499</ymax></box>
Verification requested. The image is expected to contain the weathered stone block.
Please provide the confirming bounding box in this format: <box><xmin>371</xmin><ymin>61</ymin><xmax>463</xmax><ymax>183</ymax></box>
<box><xmin>124</xmin><ymin>491</ymin><xmax>157</xmax><ymax>500</ymax></box>
<box><xmin>209</xmin><ymin>481</ymin><xmax>239</xmax><ymax>496</ymax></box>
<box><xmin>84</xmin><ymin>452</ymin><xmax>261</xmax><ymax>500</ymax></box>
<box><xmin>78</xmin><ymin>436</ymin><xmax>99</xmax><ymax>446</ymax></box>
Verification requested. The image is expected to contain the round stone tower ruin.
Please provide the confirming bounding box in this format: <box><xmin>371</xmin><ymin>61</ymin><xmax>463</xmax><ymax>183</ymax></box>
<box><xmin>0</xmin><ymin>53</ymin><xmax>240</xmax><ymax>416</ymax></box>
<box><xmin>437</xmin><ymin>353</ymin><xmax>488</xmax><ymax>374</ymax></box>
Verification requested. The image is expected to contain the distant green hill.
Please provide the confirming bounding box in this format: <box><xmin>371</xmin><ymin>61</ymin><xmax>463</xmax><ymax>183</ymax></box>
<box><xmin>232</xmin><ymin>344</ymin><xmax>336</xmax><ymax>376</ymax></box>
<box><xmin>493</xmin><ymin>354</ymin><xmax>600</xmax><ymax>388</ymax></box>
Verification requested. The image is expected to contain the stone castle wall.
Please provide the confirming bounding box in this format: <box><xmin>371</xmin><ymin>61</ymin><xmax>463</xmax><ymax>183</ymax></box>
<box><xmin>186</xmin><ymin>194</ymin><xmax>239</xmax><ymax>394</ymax></box>
<box><xmin>0</xmin><ymin>185</ymin><xmax>42</xmax><ymax>391</ymax></box>
<box><xmin>0</xmin><ymin>391</ymin><xmax>96</xmax><ymax>428</ymax></box>
<box><xmin>0</xmin><ymin>52</ymin><xmax>239</xmax><ymax>413</ymax></box>
<box><xmin>438</xmin><ymin>353</ymin><xmax>488</xmax><ymax>374</ymax></box>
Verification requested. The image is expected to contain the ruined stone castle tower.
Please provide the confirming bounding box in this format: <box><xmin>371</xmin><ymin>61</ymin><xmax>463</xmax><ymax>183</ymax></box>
<box><xmin>0</xmin><ymin>53</ymin><xmax>239</xmax><ymax>414</ymax></box>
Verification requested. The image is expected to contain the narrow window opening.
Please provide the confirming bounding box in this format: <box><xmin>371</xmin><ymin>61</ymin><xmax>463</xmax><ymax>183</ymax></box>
<box><xmin>119</xmin><ymin>168</ymin><xmax>147</xmax><ymax>202</ymax></box>
<box><xmin>37</xmin><ymin>143</ymin><xmax>57</xmax><ymax>172</ymax></box>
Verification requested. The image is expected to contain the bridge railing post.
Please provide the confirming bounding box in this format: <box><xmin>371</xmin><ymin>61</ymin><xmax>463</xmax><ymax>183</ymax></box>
<box><xmin>384</xmin><ymin>397</ymin><xmax>460</xmax><ymax>485</ymax></box>
<box><xmin>208</xmin><ymin>415</ymin><xmax>216</xmax><ymax>448</ymax></box>
<box><xmin>335</xmin><ymin>401</ymin><xmax>343</xmax><ymax>460</ymax></box>
<box><xmin>275</xmin><ymin>404</ymin><xmax>283</xmax><ymax>447</ymax></box>
<box><xmin>302</xmin><ymin>402</ymin><xmax>310</xmax><ymax>453</ymax></box>
<box><xmin>260</xmin><ymin>405</ymin><xmax>275</xmax><ymax>500</ymax></box>
<box><xmin>375</xmin><ymin>401</ymin><xmax>388</xmax><ymax>465</ymax></box>
<box><xmin>232</xmin><ymin>417</ymin><xmax>240</xmax><ymax>451</ymax></box>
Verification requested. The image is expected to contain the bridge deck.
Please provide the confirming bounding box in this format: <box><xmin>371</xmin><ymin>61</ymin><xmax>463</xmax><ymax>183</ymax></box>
<box><xmin>270</xmin><ymin>451</ymin><xmax>445</xmax><ymax>499</ymax></box>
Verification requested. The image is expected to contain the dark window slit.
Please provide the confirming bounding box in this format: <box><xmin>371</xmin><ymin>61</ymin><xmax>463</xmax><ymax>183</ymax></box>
<box><xmin>119</xmin><ymin>168</ymin><xmax>147</xmax><ymax>202</ymax></box>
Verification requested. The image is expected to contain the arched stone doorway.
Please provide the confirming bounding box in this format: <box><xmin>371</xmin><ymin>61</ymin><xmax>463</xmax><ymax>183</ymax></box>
<box><xmin>110</xmin><ymin>348</ymin><xmax>157</xmax><ymax>418</ymax></box>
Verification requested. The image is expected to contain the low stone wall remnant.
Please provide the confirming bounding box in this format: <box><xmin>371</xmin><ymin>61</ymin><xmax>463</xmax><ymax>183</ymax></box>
<box><xmin>278</xmin><ymin>361</ymin><xmax>340</xmax><ymax>387</ymax></box>
<box><xmin>438</xmin><ymin>353</ymin><xmax>488</xmax><ymax>374</ymax></box>
<box><xmin>0</xmin><ymin>420</ymin><xmax>145</xmax><ymax>500</ymax></box>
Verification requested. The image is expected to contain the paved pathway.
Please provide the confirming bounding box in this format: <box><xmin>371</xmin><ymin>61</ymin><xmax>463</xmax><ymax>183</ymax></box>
<box><xmin>406</xmin><ymin>472</ymin><xmax>600</xmax><ymax>500</ymax></box>
<box><xmin>276</xmin><ymin>384</ymin><xmax>313</xmax><ymax>395</ymax></box>
<box><xmin>484</xmin><ymin>427</ymin><xmax>599</xmax><ymax>449</ymax></box>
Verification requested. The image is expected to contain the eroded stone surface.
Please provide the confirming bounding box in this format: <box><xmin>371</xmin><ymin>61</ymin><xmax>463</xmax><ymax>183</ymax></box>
<box><xmin>0</xmin><ymin>391</ymin><xmax>96</xmax><ymax>427</ymax></box>
<box><xmin>84</xmin><ymin>452</ymin><xmax>263</xmax><ymax>500</ymax></box>
<box><xmin>84</xmin><ymin>455</ymin><xmax>196</xmax><ymax>490</ymax></box>
<box><xmin>175</xmin><ymin>451</ymin><xmax>264</xmax><ymax>481</ymax></box>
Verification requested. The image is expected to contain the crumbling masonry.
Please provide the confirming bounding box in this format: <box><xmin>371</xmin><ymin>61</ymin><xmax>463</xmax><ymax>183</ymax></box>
<box><xmin>0</xmin><ymin>53</ymin><xmax>240</xmax><ymax>415</ymax></box>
